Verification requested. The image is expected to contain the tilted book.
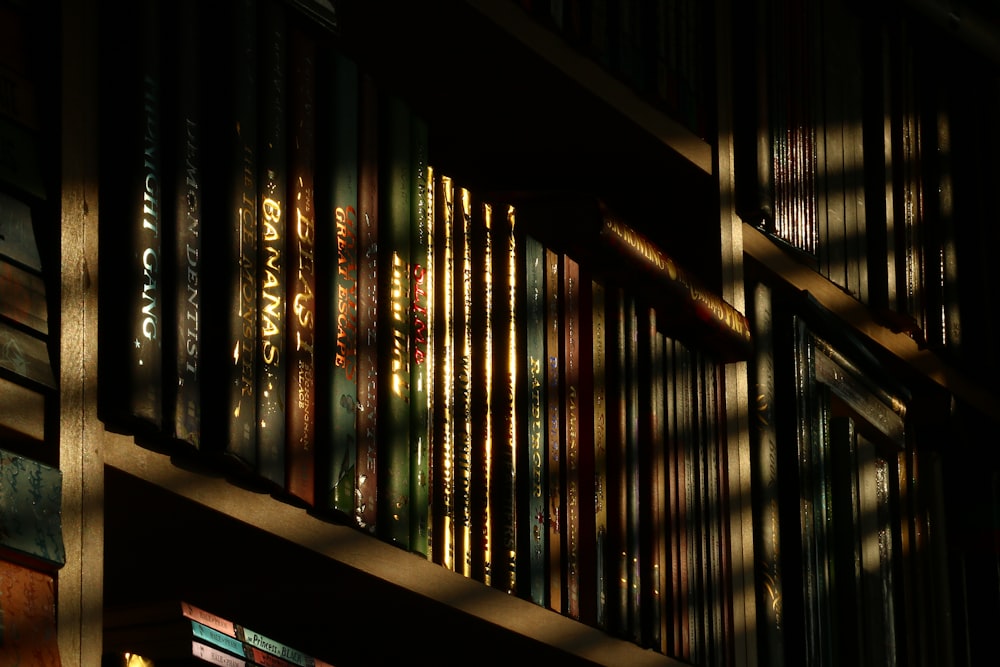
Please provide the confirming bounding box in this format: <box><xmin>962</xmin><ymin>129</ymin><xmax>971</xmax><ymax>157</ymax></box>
<box><xmin>0</xmin><ymin>560</ymin><xmax>61</xmax><ymax>666</ymax></box>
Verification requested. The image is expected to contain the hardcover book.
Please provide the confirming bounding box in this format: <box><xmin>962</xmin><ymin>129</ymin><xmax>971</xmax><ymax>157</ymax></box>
<box><xmin>0</xmin><ymin>448</ymin><xmax>65</xmax><ymax>569</ymax></box>
<box><xmin>169</xmin><ymin>0</ymin><xmax>204</xmax><ymax>448</ymax></box>
<box><xmin>322</xmin><ymin>50</ymin><xmax>359</xmax><ymax>517</ymax></box>
<box><xmin>354</xmin><ymin>72</ymin><xmax>379</xmax><ymax>533</ymax></box>
<box><xmin>285</xmin><ymin>17</ymin><xmax>317</xmax><ymax>503</ymax></box>
<box><xmin>470</xmin><ymin>196</ymin><xmax>493</xmax><ymax>583</ymax></box>
<box><xmin>376</xmin><ymin>92</ymin><xmax>412</xmax><ymax>548</ymax></box>
<box><xmin>256</xmin><ymin>0</ymin><xmax>288</xmax><ymax>489</ymax></box>
<box><xmin>453</xmin><ymin>185</ymin><xmax>474</xmax><ymax>577</ymax></box>
<box><xmin>544</xmin><ymin>246</ymin><xmax>562</xmax><ymax>613</ymax></box>
<box><xmin>0</xmin><ymin>560</ymin><xmax>61</xmax><ymax>666</ymax></box>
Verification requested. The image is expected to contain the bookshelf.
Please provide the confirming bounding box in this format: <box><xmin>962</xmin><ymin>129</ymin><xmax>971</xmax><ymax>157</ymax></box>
<box><xmin>25</xmin><ymin>0</ymin><xmax>999</xmax><ymax>666</ymax></box>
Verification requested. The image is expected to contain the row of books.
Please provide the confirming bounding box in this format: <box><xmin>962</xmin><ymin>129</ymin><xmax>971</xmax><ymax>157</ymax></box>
<box><xmin>0</xmin><ymin>0</ymin><xmax>56</xmax><ymax>446</ymax></box>
<box><xmin>98</xmin><ymin>0</ymin><xmax>750</xmax><ymax>658</ymax></box>
<box><xmin>513</xmin><ymin>0</ymin><xmax>709</xmax><ymax>139</ymax></box>
<box><xmin>104</xmin><ymin>601</ymin><xmax>334</xmax><ymax>667</ymax></box>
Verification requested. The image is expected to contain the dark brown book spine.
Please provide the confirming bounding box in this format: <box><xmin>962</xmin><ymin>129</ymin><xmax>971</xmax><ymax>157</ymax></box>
<box><xmin>562</xmin><ymin>253</ymin><xmax>582</xmax><ymax>619</ymax></box>
<box><xmin>591</xmin><ymin>277</ymin><xmax>610</xmax><ymax>629</ymax></box>
<box><xmin>544</xmin><ymin>247</ymin><xmax>563</xmax><ymax>613</ymax></box>
<box><xmin>285</xmin><ymin>19</ymin><xmax>317</xmax><ymax>503</ymax></box>
<box><xmin>355</xmin><ymin>72</ymin><xmax>379</xmax><ymax>532</ymax></box>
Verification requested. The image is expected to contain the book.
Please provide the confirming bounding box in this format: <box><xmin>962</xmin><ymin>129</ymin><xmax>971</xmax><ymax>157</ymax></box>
<box><xmin>562</xmin><ymin>253</ymin><xmax>582</xmax><ymax>619</ymax></box>
<box><xmin>0</xmin><ymin>448</ymin><xmax>65</xmax><ymax>570</ymax></box>
<box><xmin>0</xmin><ymin>560</ymin><xmax>61</xmax><ymax>666</ymax></box>
<box><xmin>0</xmin><ymin>318</ymin><xmax>54</xmax><ymax>389</ymax></box>
<box><xmin>285</xmin><ymin>16</ymin><xmax>318</xmax><ymax>503</ymax></box>
<box><xmin>431</xmin><ymin>173</ymin><xmax>456</xmax><ymax>570</ymax></box>
<box><xmin>522</xmin><ymin>232</ymin><xmax>547</xmax><ymax>606</ymax></box>
<box><xmin>491</xmin><ymin>203</ymin><xmax>518</xmax><ymax>594</ymax></box>
<box><xmin>321</xmin><ymin>50</ymin><xmax>359</xmax><ymax>517</ymax></box>
<box><xmin>470</xmin><ymin>196</ymin><xmax>493</xmax><ymax>583</ymax></box>
<box><xmin>514</xmin><ymin>196</ymin><xmax>752</xmax><ymax>362</ymax></box>
<box><xmin>409</xmin><ymin>120</ymin><xmax>432</xmax><ymax>557</ymax></box>
<box><xmin>376</xmin><ymin>92</ymin><xmax>412</xmax><ymax>548</ymax></box>
<box><xmin>590</xmin><ymin>277</ymin><xmax>609</xmax><ymax>629</ymax></box>
<box><xmin>256</xmin><ymin>0</ymin><xmax>288</xmax><ymax>490</ymax></box>
<box><xmin>354</xmin><ymin>72</ymin><xmax>379</xmax><ymax>533</ymax></box>
<box><xmin>0</xmin><ymin>190</ymin><xmax>42</xmax><ymax>271</ymax></box>
<box><xmin>606</xmin><ymin>285</ymin><xmax>629</xmax><ymax>637</ymax></box>
<box><xmin>544</xmin><ymin>246</ymin><xmax>562</xmax><ymax>613</ymax></box>
<box><xmin>169</xmin><ymin>0</ymin><xmax>205</xmax><ymax>448</ymax></box>
<box><xmin>453</xmin><ymin>185</ymin><xmax>474</xmax><ymax>576</ymax></box>
<box><xmin>0</xmin><ymin>256</ymin><xmax>47</xmax><ymax>335</ymax></box>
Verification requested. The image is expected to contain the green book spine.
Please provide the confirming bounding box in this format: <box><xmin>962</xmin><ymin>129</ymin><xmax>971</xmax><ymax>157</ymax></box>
<box><xmin>256</xmin><ymin>0</ymin><xmax>287</xmax><ymax>488</ymax></box>
<box><xmin>223</xmin><ymin>0</ymin><xmax>258</xmax><ymax>469</ymax></box>
<box><xmin>285</xmin><ymin>18</ymin><xmax>317</xmax><ymax>504</ymax></box>
<box><xmin>355</xmin><ymin>73</ymin><xmax>378</xmax><ymax>533</ymax></box>
<box><xmin>491</xmin><ymin>203</ymin><xmax>518</xmax><ymax>594</ymax></box>
<box><xmin>190</xmin><ymin>620</ymin><xmax>247</xmax><ymax>658</ymax></box>
<box><xmin>524</xmin><ymin>233</ymin><xmax>546</xmax><ymax>606</ymax></box>
<box><xmin>325</xmin><ymin>51</ymin><xmax>359</xmax><ymax>516</ymax></box>
<box><xmin>377</xmin><ymin>93</ymin><xmax>412</xmax><ymax>548</ymax></box>
<box><xmin>409</xmin><ymin>125</ymin><xmax>432</xmax><ymax>557</ymax></box>
<box><xmin>129</xmin><ymin>0</ymin><xmax>163</xmax><ymax>430</ymax></box>
<box><xmin>171</xmin><ymin>0</ymin><xmax>203</xmax><ymax>448</ymax></box>
<box><xmin>454</xmin><ymin>185</ymin><xmax>474</xmax><ymax>576</ymax></box>
<box><xmin>545</xmin><ymin>247</ymin><xmax>563</xmax><ymax>613</ymax></box>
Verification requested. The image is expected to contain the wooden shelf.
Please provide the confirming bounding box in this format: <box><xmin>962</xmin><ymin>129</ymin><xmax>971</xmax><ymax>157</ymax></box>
<box><xmin>101</xmin><ymin>433</ymin><xmax>680</xmax><ymax>667</ymax></box>
<box><xmin>743</xmin><ymin>223</ymin><xmax>1000</xmax><ymax>419</ymax></box>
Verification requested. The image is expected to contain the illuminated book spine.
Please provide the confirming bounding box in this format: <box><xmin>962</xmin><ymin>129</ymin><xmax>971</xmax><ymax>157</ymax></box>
<box><xmin>172</xmin><ymin>0</ymin><xmax>203</xmax><ymax>448</ymax></box>
<box><xmin>191</xmin><ymin>642</ymin><xmax>247</xmax><ymax>667</ymax></box>
<box><xmin>523</xmin><ymin>233</ymin><xmax>547</xmax><ymax>606</ymax></box>
<box><xmin>491</xmin><ymin>203</ymin><xmax>518</xmax><ymax>594</ymax></box>
<box><xmin>129</xmin><ymin>0</ymin><xmax>163</xmax><ymax>430</ymax></box>
<box><xmin>409</xmin><ymin>124</ymin><xmax>432</xmax><ymax>557</ymax></box>
<box><xmin>325</xmin><ymin>51</ymin><xmax>359</xmax><ymax>516</ymax></box>
<box><xmin>355</xmin><ymin>73</ymin><xmax>379</xmax><ymax>532</ymax></box>
<box><xmin>432</xmin><ymin>174</ymin><xmax>456</xmax><ymax>569</ymax></box>
<box><xmin>625</xmin><ymin>296</ymin><xmax>642</xmax><ymax>643</ymax></box>
<box><xmin>285</xmin><ymin>19</ymin><xmax>317</xmax><ymax>504</ymax></box>
<box><xmin>470</xmin><ymin>198</ymin><xmax>493</xmax><ymax>583</ymax></box>
<box><xmin>256</xmin><ymin>0</ymin><xmax>287</xmax><ymax>489</ymax></box>
<box><xmin>608</xmin><ymin>285</ymin><xmax>629</xmax><ymax>636</ymax></box>
<box><xmin>377</xmin><ymin>93</ymin><xmax>413</xmax><ymax>548</ymax></box>
<box><xmin>454</xmin><ymin>185</ymin><xmax>474</xmax><ymax>577</ymax></box>
<box><xmin>544</xmin><ymin>247</ymin><xmax>562</xmax><ymax>613</ymax></box>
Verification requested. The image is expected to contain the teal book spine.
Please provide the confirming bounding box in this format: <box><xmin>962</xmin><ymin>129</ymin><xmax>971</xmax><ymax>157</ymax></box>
<box><xmin>523</xmin><ymin>233</ymin><xmax>547</xmax><ymax>606</ymax></box>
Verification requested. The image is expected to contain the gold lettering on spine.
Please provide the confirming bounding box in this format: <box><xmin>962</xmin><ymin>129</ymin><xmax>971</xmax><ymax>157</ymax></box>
<box><xmin>140</xmin><ymin>75</ymin><xmax>160</xmax><ymax>342</ymax></box>
<box><xmin>260</xmin><ymin>196</ymin><xmax>282</xmax><ymax>366</ymax></box>
<box><xmin>441</xmin><ymin>176</ymin><xmax>455</xmax><ymax>570</ymax></box>
<box><xmin>183</xmin><ymin>118</ymin><xmax>200</xmax><ymax>374</ymax></box>
<box><xmin>335</xmin><ymin>205</ymin><xmax>359</xmax><ymax>379</ymax></box>
<box><xmin>390</xmin><ymin>252</ymin><xmax>409</xmax><ymax>399</ymax></box>
<box><xmin>457</xmin><ymin>187</ymin><xmax>473</xmax><ymax>578</ymax></box>
<box><xmin>482</xmin><ymin>203</ymin><xmax>494</xmax><ymax>586</ymax></box>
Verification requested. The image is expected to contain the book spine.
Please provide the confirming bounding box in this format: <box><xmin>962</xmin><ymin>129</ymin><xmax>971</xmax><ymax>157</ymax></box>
<box><xmin>523</xmin><ymin>233</ymin><xmax>547</xmax><ymax>606</ymax></box>
<box><xmin>377</xmin><ymin>93</ymin><xmax>412</xmax><ymax>548</ymax></box>
<box><xmin>562</xmin><ymin>254</ymin><xmax>582</xmax><ymax>619</ymax></box>
<box><xmin>223</xmin><ymin>0</ymin><xmax>258</xmax><ymax>468</ymax></box>
<box><xmin>624</xmin><ymin>296</ymin><xmax>642</xmax><ymax>643</ymax></box>
<box><xmin>492</xmin><ymin>203</ymin><xmax>518</xmax><ymax>594</ymax></box>
<box><xmin>409</xmin><ymin>124</ymin><xmax>432</xmax><ymax>557</ymax></box>
<box><xmin>470</xmin><ymin>197</ymin><xmax>493</xmax><ymax>583</ymax></box>
<box><xmin>0</xmin><ymin>259</ymin><xmax>47</xmax><ymax>334</ymax></box>
<box><xmin>454</xmin><ymin>185</ymin><xmax>474</xmax><ymax>577</ymax></box>
<box><xmin>355</xmin><ymin>73</ymin><xmax>379</xmax><ymax>532</ymax></box>
<box><xmin>257</xmin><ymin>0</ymin><xmax>288</xmax><ymax>489</ymax></box>
<box><xmin>325</xmin><ymin>51</ymin><xmax>359</xmax><ymax>516</ymax></box>
<box><xmin>181</xmin><ymin>602</ymin><xmax>237</xmax><ymax>637</ymax></box>
<box><xmin>129</xmin><ymin>0</ymin><xmax>163</xmax><ymax>430</ymax></box>
<box><xmin>191</xmin><ymin>620</ymin><xmax>248</xmax><ymax>658</ymax></box>
<box><xmin>191</xmin><ymin>641</ymin><xmax>248</xmax><ymax>667</ymax></box>
<box><xmin>544</xmin><ymin>247</ymin><xmax>562</xmax><ymax>613</ymax></box>
<box><xmin>236</xmin><ymin>625</ymin><xmax>309</xmax><ymax>667</ymax></box>
<box><xmin>591</xmin><ymin>277</ymin><xmax>609</xmax><ymax>629</ymax></box>
<box><xmin>285</xmin><ymin>19</ymin><xmax>317</xmax><ymax>504</ymax></box>
<box><xmin>0</xmin><ymin>562</ymin><xmax>60</xmax><ymax>665</ymax></box>
<box><xmin>172</xmin><ymin>0</ymin><xmax>203</xmax><ymax>447</ymax></box>
<box><xmin>432</xmin><ymin>174</ymin><xmax>456</xmax><ymax>569</ymax></box>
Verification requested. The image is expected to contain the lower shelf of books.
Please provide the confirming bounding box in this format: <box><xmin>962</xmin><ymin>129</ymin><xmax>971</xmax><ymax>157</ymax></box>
<box><xmin>102</xmin><ymin>440</ymin><xmax>678</xmax><ymax>666</ymax></box>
